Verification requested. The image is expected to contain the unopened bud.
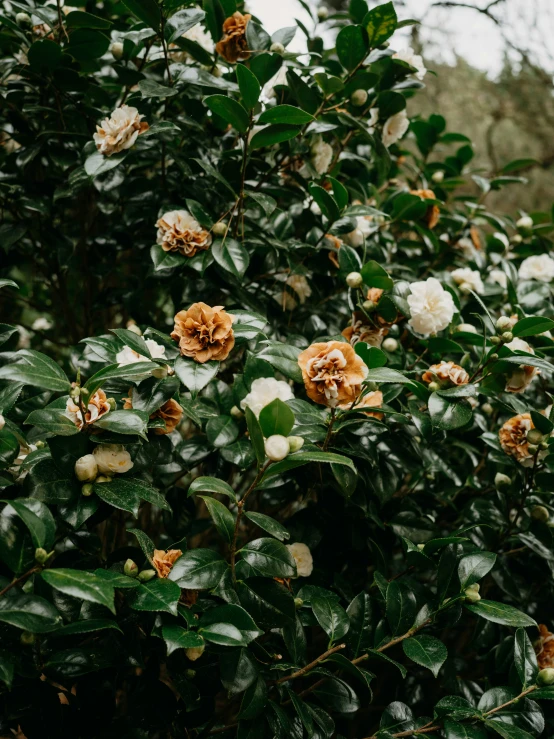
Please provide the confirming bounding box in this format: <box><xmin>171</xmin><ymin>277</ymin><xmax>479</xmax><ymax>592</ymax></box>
<box><xmin>501</xmin><ymin>331</ymin><xmax>513</xmax><ymax>343</ymax></box>
<box><xmin>81</xmin><ymin>483</ymin><xmax>94</xmax><ymax>496</ymax></box>
<box><xmin>294</xmin><ymin>597</ymin><xmax>304</xmax><ymax>608</ymax></box>
<box><xmin>382</xmin><ymin>337</ymin><xmax>398</xmax><ymax>352</ymax></box>
<box><xmin>287</xmin><ymin>435</ymin><xmax>304</xmax><ymax>453</ymax></box>
<box><xmin>80</xmin><ymin>388</ymin><xmax>90</xmax><ymax>402</ymax></box>
<box><xmin>511</xmin><ymin>234</ymin><xmax>523</xmax><ymax>245</ymax></box>
<box><xmin>532</xmin><ymin>505</ymin><xmax>550</xmax><ymax>523</ymax></box>
<box><xmin>496</xmin><ymin>316</ymin><xmax>513</xmax><ymax>332</ymax></box>
<box><xmin>489</xmin><ymin>353</ymin><xmax>499</xmax><ymax>361</ymax></box>
<box><xmin>20</xmin><ymin>631</ymin><xmax>35</xmax><ymax>645</ymax></box>
<box><xmin>124</xmin><ymin>559</ymin><xmax>139</xmax><ymax>577</ymax></box>
<box><xmin>34</xmin><ymin>547</ymin><xmax>50</xmax><ymax>564</ymax></box>
<box><xmin>16</xmin><ymin>11</ymin><xmax>31</xmax><ymax>25</ymax></box>
<box><xmin>138</xmin><ymin>569</ymin><xmax>156</xmax><ymax>582</ymax></box>
<box><xmin>528</xmin><ymin>444</ymin><xmax>539</xmax><ymax>454</ymax></box>
<box><xmin>527</xmin><ymin>429</ymin><xmax>543</xmax><ymax>445</ymax></box>
<box><xmin>211</xmin><ymin>65</ymin><xmax>223</xmax><ymax>77</ymax></box>
<box><xmin>75</xmin><ymin>454</ymin><xmax>98</xmax><ymax>483</ymax></box>
<box><xmin>417</xmin><ymin>543</ymin><xmax>425</xmax><ymax>550</ymax></box>
<box><xmin>428</xmin><ymin>381</ymin><xmax>440</xmax><ymax>393</ymax></box>
<box><xmin>106</xmin><ymin>397</ymin><xmax>116</xmax><ymax>411</ymax></box>
<box><xmin>269</xmin><ymin>41</ymin><xmax>285</xmax><ymax>54</ymax></box>
<box><xmin>346</xmin><ymin>272</ymin><xmax>363</xmax><ymax>289</ymax></box>
<box><xmin>540</xmin><ymin>440</ymin><xmax>549</xmax><ymax>451</ymax></box>
<box><xmin>362</xmin><ymin>299</ymin><xmax>375</xmax><ymax>311</ymax></box>
<box><xmin>212</xmin><ymin>221</ymin><xmax>227</xmax><ymax>236</ymax></box>
<box><xmin>481</xmin><ymin>403</ymin><xmax>493</xmax><ymax>415</ymax></box>
<box><xmin>538</xmin><ymin>668</ymin><xmax>554</xmax><ymax>686</ymax></box>
<box><xmin>70</xmin><ymin>385</ymin><xmax>80</xmax><ymax>399</ymax></box>
<box><xmin>111</xmin><ymin>41</ymin><xmax>124</xmax><ymax>60</ymax></box>
<box><xmin>0</xmin><ymin>414</ymin><xmax>4</xmax><ymax>431</ymax></box>
<box><xmin>494</xmin><ymin>472</ymin><xmax>511</xmax><ymax>489</ymax></box>
<box><xmin>350</xmin><ymin>89</ymin><xmax>368</xmax><ymax>107</ymax></box>
<box><xmin>152</xmin><ymin>365</ymin><xmax>168</xmax><ymax>380</ymax></box>
<box><xmin>431</xmin><ymin>170</ymin><xmax>444</xmax><ymax>184</ymax></box>
<box><xmin>185</xmin><ymin>644</ymin><xmax>205</xmax><ymax>661</ymax></box>
<box><xmin>490</xmin><ymin>335</ymin><xmax>501</xmax><ymax>345</ymax></box>
<box><xmin>265</xmin><ymin>434</ymin><xmax>289</xmax><ymax>462</ymax></box>
<box><xmin>316</xmin><ymin>5</ymin><xmax>329</xmax><ymax>20</ymax></box>
<box><xmin>95</xmin><ymin>475</ymin><xmax>111</xmax><ymax>484</ymax></box>
<box><xmin>35</xmin><ymin>440</ymin><xmax>45</xmax><ymax>449</ymax></box>
<box><xmin>464</xmin><ymin>587</ymin><xmax>481</xmax><ymax>603</ymax></box>
<box><xmin>516</xmin><ymin>215</ymin><xmax>533</xmax><ymax>234</ymax></box>
<box><xmin>230</xmin><ymin>405</ymin><xmax>243</xmax><ymax>419</ymax></box>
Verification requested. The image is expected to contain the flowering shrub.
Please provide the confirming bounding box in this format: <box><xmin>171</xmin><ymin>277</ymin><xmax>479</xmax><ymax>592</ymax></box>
<box><xmin>2</xmin><ymin>1</ymin><xmax>554</xmax><ymax>737</ymax></box>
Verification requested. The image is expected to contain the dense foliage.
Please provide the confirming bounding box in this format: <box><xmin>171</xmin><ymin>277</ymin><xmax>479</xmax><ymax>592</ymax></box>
<box><xmin>2</xmin><ymin>1</ymin><xmax>554</xmax><ymax>738</ymax></box>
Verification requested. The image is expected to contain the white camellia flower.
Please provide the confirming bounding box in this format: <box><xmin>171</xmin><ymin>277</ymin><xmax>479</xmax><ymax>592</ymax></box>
<box><xmin>182</xmin><ymin>23</ymin><xmax>214</xmax><ymax>52</ymax></box>
<box><xmin>241</xmin><ymin>377</ymin><xmax>294</xmax><ymax>418</ymax></box>
<box><xmin>116</xmin><ymin>339</ymin><xmax>167</xmax><ymax>366</ymax></box>
<box><xmin>264</xmin><ymin>435</ymin><xmax>290</xmax><ymax>462</ymax></box>
<box><xmin>455</xmin><ymin>238</ymin><xmax>475</xmax><ymax>260</ymax></box>
<box><xmin>344</xmin><ymin>216</ymin><xmax>372</xmax><ymax>247</ymax></box>
<box><xmin>407</xmin><ymin>277</ymin><xmax>455</xmax><ymax>336</ymax></box>
<box><xmin>310</xmin><ymin>136</ymin><xmax>333</xmax><ymax>175</ymax></box>
<box><xmin>286</xmin><ymin>542</ymin><xmax>313</xmax><ymax>577</ymax></box>
<box><xmin>518</xmin><ymin>254</ymin><xmax>554</xmax><ymax>282</ymax></box>
<box><xmin>92</xmin><ymin>444</ymin><xmax>134</xmax><ymax>475</ymax></box>
<box><xmin>31</xmin><ymin>317</ymin><xmax>52</xmax><ymax>331</ymax></box>
<box><xmin>393</xmin><ymin>47</ymin><xmax>427</xmax><ymax>80</ymax></box>
<box><xmin>451</xmin><ymin>267</ymin><xmax>485</xmax><ymax>295</ymax></box>
<box><xmin>382</xmin><ymin>109</ymin><xmax>409</xmax><ymax>148</ymax></box>
<box><xmin>488</xmin><ymin>269</ymin><xmax>508</xmax><ymax>288</ymax></box>
<box><xmin>74</xmin><ymin>454</ymin><xmax>98</xmax><ymax>482</ymax></box>
<box><xmin>93</xmin><ymin>105</ymin><xmax>148</xmax><ymax>157</ymax></box>
<box><xmin>367</xmin><ymin>107</ymin><xmax>379</xmax><ymax>135</ymax></box>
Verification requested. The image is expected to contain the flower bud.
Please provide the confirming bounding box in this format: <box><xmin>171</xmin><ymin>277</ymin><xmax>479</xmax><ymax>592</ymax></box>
<box><xmin>111</xmin><ymin>41</ymin><xmax>124</xmax><ymax>60</ymax></box>
<box><xmin>350</xmin><ymin>89</ymin><xmax>368</xmax><ymax>107</ymax></box>
<box><xmin>496</xmin><ymin>316</ymin><xmax>513</xmax><ymax>332</ymax></box>
<box><xmin>69</xmin><ymin>385</ymin><xmax>81</xmax><ymax>400</ymax></box>
<box><xmin>362</xmin><ymin>299</ymin><xmax>375</xmax><ymax>311</ymax></box>
<box><xmin>494</xmin><ymin>472</ymin><xmax>511</xmax><ymax>489</ymax></box>
<box><xmin>526</xmin><ymin>429</ymin><xmax>543</xmax><ymax>445</ymax></box>
<box><xmin>270</xmin><ymin>41</ymin><xmax>285</xmax><ymax>54</ymax></box>
<box><xmin>230</xmin><ymin>405</ymin><xmax>243</xmax><ymax>419</ymax></box>
<box><xmin>490</xmin><ymin>335</ymin><xmax>501</xmax><ymax>345</ymax></box>
<box><xmin>20</xmin><ymin>631</ymin><xmax>35</xmax><ymax>645</ymax></box>
<box><xmin>186</xmin><ymin>643</ymin><xmax>205</xmax><ymax>661</ymax></box>
<box><xmin>75</xmin><ymin>454</ymin><xmax>98</xmax><ymax>483</ymax></box>
<box><xmin>481</xmin><ymin>403</ymin><xmax>493</xmax><ymax>415</ymax></box>
<box><xmin>152</xmin><ymin>365</ymin><xmax>168</xmax><ymax>380</ymax></box>
<box><xmin>34</xmin><ymin>547</ymin><xmax>50</xmax><ymax>564</ymax></box>
<box><xmin>124</xmin><ymin>559</ymin><xmax>139</xmax><ymax>577</ymax></box>
<box><xmin>501</xmin><ymin>331</ymin><xmax>513</xmax><ymax>343</ymax></box>
<box><xmin>0</xmin><ymin>414</ymin><xmax>4</xmax><ymax>431</ymax></box>
<box><xmin>464</xmin><ymin>587</ymin><xmax>481</xmax><ymax>603</ymax></box>
<box><xmin>511</xmin><ymin>234</ymin><xmax>523</xmax><ymax>245</ymax></box>
<box><xmin>294</xmin><ymin>597</ymin><xmax>304</xmax><ymax>609</ymax></box>
<box><xmin>316</xmin><ymin>5</ymin><xmax>329</xmax><ymax>20</ymax></box>
<box><xmin>138</xmin><ymin>569</ymin><xmax>157</xmax><ymax>582</ymax></box>
<box><xmin>540</xmin><ymin>440</ymin><xmax>549</xmax><ymax>451</ymax></box>
<box><xmin>95</xmin><ymin>475</ymin><xmax>111</xmax><ymax>483</ymax></box>
<box><xmin>527</xmin><ymin>444</ymin><xmax>539</xmax><ymax>454</ymax></box>
<box><xmin>346</xmin><ymin>272</ymin><xmax>363</xmax><ymax>289</ymax></box>
<box><xmin>532</xmin><ymin>505</ymin><xmax>550</xmax><ymax>523</ymax></box>
<box><xmin>516</xmin><ymin>215</ymin><xmax>533</xmax><ymax>234</ymax></box>
<box><xmin>80</xmin><ymin>387</ymin><xmax>90</xmax><ymax>402</ymax></box>
<box><xmin>538</xmin><ymin>668</ymin><xmax>554</xmax><ymax>686</ymax></box>
<box><xmin>265</xmin><ymin>435</ymin><xmax>289</xmax><ymax>462</ymax></box>
<box><xmin>489</xmin><ymin>353</ymin><xmax>499</xmax><ymax>362</ymax></box>
<box><xmin>212</xmin><ymin>221</ymin><xmax>227</xmax><ymax>236</ymax></box>
<box><xmin>428</xmin><ymin>381</ymin><xmax>440</xmax><ymax>393</ymax></box>
<box><xmin>16</xmin><ymin>11</ymin><xmax>31</xmax><ymax>25</ymax></box>
<box><xmin>287</xmin><ymin>435</ymin><xmax>304</xmax><ymax>453</ymax></box>
<box><xmin>211</xmin><ymin>65</ymin><xmax>223</xmax><ymax>77</ymax></box>
<box><xmin>186</xmin><ymin>668</ymin><xmax>196</xmax><ymax>678</ymax></box>
<box><xmin>35</xmin><ymin>440</ymin><xmax>45</xmax><ymax>449</ymax></box>
<box><xmin>431</xmin><ymin>170</ymin><xmax>444</xmax><ymax>184</ymax></box>
<box><xmin>417</xmin><ymin>543</ymin><xmax>425</xmax><ymax>550</ymax></box>
<box><xmin>82</xmin><ymin>483</ymin><xmax>94</xmax><ymax>497</ymax></box>
<box><xmin>382</xmin><ymin>337</ymin><xmax>398</xmax><ymax>353</ymax></box>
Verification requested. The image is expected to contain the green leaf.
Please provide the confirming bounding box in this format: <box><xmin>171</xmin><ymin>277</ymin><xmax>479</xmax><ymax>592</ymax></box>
<box><xmin>312</xmin><ymin>595</ymin><xmax>350</xmax><ymax>643</ymax></box>
<box><xmin>258</xmin><ymin>398</ymin><xmax>295</xmax><ymax>438</ymax></box>
<box><xmin>465</xmin><ymin>600</ymin><xmax>536</xmax><ymax>627</ymax></box>
<box><xmin>360</xmin><ymin>260</ymin><xmax>393</xmax><ymax>290</ymax></box>
<box><xmin>162</xmin><ymin>625</ymin><xmax>204</xmax><ymax>655</ymax></box>
<box><xmin>165</xmin><ymin>7</ymin><xmax>205</xmax><ymax>42</ymax></box>
<box><xmin>0</xmin><ymin>653</ymin><xmax>14</xmax><ymax>688</ymax></box>
<box><xmin>237</xmin><ymin>64</ymin><xmax>261</xmax><ymax>109</ymax></box>
<box><xmin>93</xmin><ymin>478</ymin><xmax>143</xmax><ymax>516</ymax></box>
<box><xmin>237</xmin><ymin>578</ymin><xmax>295</xmax><ymax>630</ymax></box>
<box><xmin>94</xmin><ymin>410</ymin><xmax>149</xmax><ymax>439</ymax></box>
<box><xmin>26</xmin><ymin>459</ymin><xmax>77</xmax><ymax>504</ymax></box>
<box><xmin>188</xmin><ymin>476</ymin><xmax>237</xmax><ymax>501</ymax></box>
<box><xmin>28</xmin><ymin>39</ymin><xmax>61</xmax><ymax>69</ymax></box>
<box><xmin>0</xmin><ymin>591</ymin><xmax>62</xmax><ymax>633</ymax></box>
<box><xmin>444</xmin><ymin>720</ymin><xmax>488</xmax><ymax>738</ymax></box>
<box><xmin>1</xmin><ymin>498</ymin><xmax>56</xmax><ymax>549</ymax></box>
<box><xmin>42</xmin><ymin>569</ymin><xmax>115</xmax><ymax>614</ymax></box>
<box><xmin>84</xmin><ymin>151</ymin><xmax>129</xmax><ymax>177</ymax></box>
<box><xmin>138</xmin><ymin>79</ymin><xmax>178</xmax><ymax>98</ymax></box>
<box><xmin>206</xmin><ymin>415</ymin><xmax>239</xmax><ymax>447</ymax></box>
<box><xmin>512</xmin><ymin>316</ymin><xmax>554</xmax><ymax>338</ymax></box>
<box><xmin>199</xmin><ymin>496</ymin><xmax>235</xmax><ymax>544</ymax></box>
<box><xmin>238</xmin><ymin>538</ymin><xmax>297</xmax><ymax>578</ymax></box>
<box><xmin>65</xmin><ymin>10</ymin><xmax>112</xmax><ymax>28</ymax></box>
<box><xmin>0</xmin><ymin>504</ymin><xmax>34</xmax><ymax>574</ymax></box>
<box><xmin>52</xmin><ymin>619</ymin><xmax>122</xmax><ymax>637</ymax></box>
<box><xmin>212</xmin><ymin>237</ymin><xmax>250</xmax><ymax>279</ymax></box>
<box><xmin>336</xmin><ymin>25</ymin><xmax>368</xmax><ymax>70</ymax></box>
<box><xmin>129</xmin><ymin>578</ymin><xmax>181</xmax><ymax>615</ymax></box>
<box><xmin>402</xmin><ymin>635</ymin><xmax>447</xmax><ymax>677</ymax></box>
<box><xmin>258</xmin><ymin>105</ymin><xmax>314</xmax><ymax>125</ymax></box>
<box><xmin>221</xmin><ymin>647</ymin><xmax>259</xmax><ymax>696</ymax></box>
<box><xmin>24</xmin><ymin>408</ymin><xmax>80</xmax><ymax>436</ymax></box>
<box><xmin>485</xmin><ymin>722</ymin><xmax>535</xmax><ymax>739</ymax></box>
<box><xmin>288</xmin><ymin>690</ymin><xmax>315</xmax><ymax>737</ymax></box>
<box><xmin>250</xmin><ymin>124</ymin><xmax>302</xmax><ymax>149</ymax></box>
<box><xmin>428</xmin><ymin>393</ymin><xmax>473</xmax><ymax>431</ymax></box>
<box><xmin>66</xmin><ymin>29</ymin><xmax>110</xmax><ymax>61</ymax></box>
<box><xmin>0</xmin><ymin>350</ymin><xmax>70</xmax><ymax>392</ymax></box>
<box><xmin>245</xmin><ymin>406</ymin><xmax>265</xmax><ymax>467</ymax></box>
<box><xmin>458</xmin><ymin>552</ymin><xmax>496</xmax><ymax>588</ymax></box>
<box><xmin>174</xmin><ymin>357</ymin><xmax>219</xmax><ymax>397</ymax></box>
<box><xmin>204</xmin><ymin>95</ymin><xmax>249</xmax><ymax>133</ymax></box>
<box><xmin>84</xmin><ymin>362</ymin><xmax>154</xmax><ymax>395</ymax></box>
<box><xmin>245</xmin><ymin>190</ymin><xmax>277</xmax><ymax>217</ymax></box>
<box><xmin>199</xmin><ymin>604</ymin><xmax>263</xmax><ymax>646</ymax></box>
<box><xmin>0</xmin><ymin>429</ymin><xmax>20</xmax><ymax>469</ymax></box>
<box><xmin>363</xmin><ymin>1</ymin><xmax>397</xmax><ymax>46</ymax></box>
<box><xmin>94</xmin><ymin>569</ymin><xmax>140</xmax><ymax>588</ymax></box>
<box><xmin>309</xmin><ymin>184</ymin><xmax>340</xmax><ymax>222</ymax></box>
<box><xmin>262</xmin><ymin>451</ymin><xmax>356</xmax><ymax>481</ymax></box>
<box><xmin>514</xmin><ymin>628</ymin><xmax>538</xmax><ymax>688</ymax></box>
<box><xmin>346</xmin><ymin>592</ymin><xmax>373</xmax><ymax>658</ymax></box>
<box><xmin>366</xmin><ymin>367</ymin><xmax>413</xmax><ymax>384</ymax></box>
<box><xmin>244</xmin><ymin>512</ymin><xmax>289</xmax><ymax>541</ymax></box>
<box><xmin>239</xmin><ymin>676</ymin><xmax>268</xmax><ymax>719</ymax></box>
<box><xmin>121</xmin><ymin>0</ymin><xmax>161</xmax><ymax>31</ymax></box>
<box><xmin>169</xmin><ymin>548</ymin><xmax>228</xmax><ymax>588</ymax></box>
<box><xmin>386</xmin><ymin>580</ymin><xmax>416</xmax><ymax>635</ymax></box>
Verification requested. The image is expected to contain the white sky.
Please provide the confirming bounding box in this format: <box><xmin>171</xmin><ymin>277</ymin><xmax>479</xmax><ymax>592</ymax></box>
<box><xmin>249</xmin><ymin>0</ymin><xmax>554</xmax><ymax>78</ymax></box>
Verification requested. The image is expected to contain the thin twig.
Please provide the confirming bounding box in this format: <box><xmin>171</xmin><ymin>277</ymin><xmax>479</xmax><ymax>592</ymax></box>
<box><xmin>274</xmin><ymin>643</ymin><xmax>346</xmax><ymax>685</ymax></box>
<box><xmin>0</xmin><ymin>566</ymin><xmax>40</xmax><ymax>598</ymax></box>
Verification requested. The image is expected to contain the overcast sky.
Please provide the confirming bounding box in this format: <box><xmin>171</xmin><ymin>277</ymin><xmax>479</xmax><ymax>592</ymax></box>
<box><xmin>249</xmin><ymin>0</ymin><xmax>554</xmax><ymax>78</ymax></box>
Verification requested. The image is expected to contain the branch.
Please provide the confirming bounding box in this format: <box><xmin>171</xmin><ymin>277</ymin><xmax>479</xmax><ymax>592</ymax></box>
<box><xmin>274</xmin><ymin>643</ymin><xmax>346</xmax><ymax>685</ymax></box>
<box><xmin>0</xmin><ymin>566</ymin><xmax>40</xmax><ymax>598</ymax></box>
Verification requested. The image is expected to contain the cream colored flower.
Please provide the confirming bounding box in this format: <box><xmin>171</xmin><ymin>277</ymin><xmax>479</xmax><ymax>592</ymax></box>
<box><xmin>519</xmin><ymin>254</ymin><xmax>554</xmax><ymax>282</ymax></box>
<box><xmin>382</xmin><ymin>110</ymin><xmax>409</xmax><ymax>148</ymax></box>
<box><xmin>92</xmin><ymin>444</ymin><xmax>133</xmax><ymax>475</ymax></box>
<box><xmin>393</xmin><ymin>47</ymin><xmax>427</xmax><ymax>80</ymax></box>
<box><xmin>298</xmin><ymin>341</ymin><xmax>368</xmax><ymax>408</ymax></box>
<box><xmin>240</xmin><ymin>377</ymin><xmax>294</xmax><ymax>418</ymax></box>
<box><xmin>344</xmin><ymin>216</ymin><xmax>372</xmax><ymax>247</ymax></box>
<box><xmin>451</xmin><ymin>267</ymin><xmax>484</xmax><ymax>295</ymax></box>
<box><xmin>156</xmin><ymin>210</ymin><xmax>212</xmax><ymax>258</ymax></box>
<box><xmin>407</xmin><ymin>278</ymin><xmax>455</xmax><ymax>336</ymax></box>
<box><xmin>310</xmin><ymin>136</ymin><xmax>333</xmax><ymax>175</ymax></box>
<box><xmin>455</xmin><ymin>238</ymin><xmax>475</xmax><ymax>259</ymax></box>
<box><xmin>172</xmin><ymin>303</ymin><xmax>235</xmax><ymax>363</ymax></box>
<box><xmin>31</xmin><ymin>317</ymin><xmax>53</xmax><ymax>331</ymax></box>
<box><xmin>65</xmin><ymin>389</ymin><xmax>110</xmax><ymax>430</ymax></box>
<box><xmin>152</xmin><ymin>549</ymin><xmax>182</xmax><ymax>578</ymax></box>
<box><xmin>342</xmin><ymin>313</ymin><xmax>388</xmax><ymax>348</ymax></box>
<box><xmin>93</xmin><ymin>105</ymin><xmax>149</xmax><ymax>157</ymax></box>
<box><xmin>422</xmin><ymin>361</ymin><xmax>469</xmax><ymax>386</ymax></box>
<box><xmin>455</xmin><ymin>323</ymin><xmax>478</xmax><ymax>334</ymax></box>
<box><xmin>183</xmin><ymin>23</ymin><xmax>214</xmax><ymax>52</ymax></box>
<box><xmin>286</xmin><ymin>274</ymin><xmax>312</xmax><ymax>304</ymax></box>
<box><xmin>116</xmin><ymin>339</ymin><xmax>166</xmax><ymax>367</ymax></box>
<box><xmin>488</xmin><ymin>269</ymin><xmax>508</xmax><ymax>289</ymax></box>
<box><xmin>286</xmin><ymin>542</ymin><xmax>313</xmax><ymax>577</ymax></box>
<box><xmin>499</xmin><ymin>413</ymin><xmax>536</xmax><ymax>466</ymax></box>
<box><xmin>504</xmin><ymin>337</ymin><xmax>539</xmax><ymax>393</ymax></box>
<box><xmin>74</xmin><ymin>454</ymin><xmax>98</xmax><ymax>482</ymax></box>
<box><xmin>265</xmin><ymin>435</ymin><xmax>290</xmax><ymax>461</ymax></box>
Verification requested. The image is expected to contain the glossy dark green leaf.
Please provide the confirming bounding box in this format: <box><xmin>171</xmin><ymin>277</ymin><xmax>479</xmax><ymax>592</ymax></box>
<box><xmin>42</xmin><ymin>569</ymin><xmax>116</xmax><ymax>613</ymax></box>
<box><xmin>402</xmin><ymin>635</ymin><xmax>447</xmax><ymax>677</ymax></box>
<box><xmin>94</xmin><ymin>410</ymin><xmax>149</xmax><ymax>439</ymax></box>
<box><xmin>121</xmin><ymin>0</ymin><xmax>161</xmax><ymax>30</ymax></box>
<box><xmin>312</xmin><ymin>595</ymin><xmax>350</xmax><ymax>643</ymax></box>
<box><xmin>0</xmin><ymin>591</ymin><xmax>62</xmax><ymax>633</ymax></box>
<box><xmin>0</xmin><ymin>350</ymin><xmax>70</xmax><ymax>392</ymax></box>
<box><xmin>221</xmin><ymin>647</ymin><xmax>258</xmax><ymax>696</ymax></box>
<box><xmin>165</xmin><ymin>8</ymin><xmax>205</xmax><ymax>42</ymax></box>
<box><xmin>162</xmin><ymin>625</ymin><xmax>204</xmax><ymax>655</ymax></box>
<box><xmin>346</xmin><ymin>592</ymin><xmax>373</xmax><ymax>658</ymax></box>
<box><xmin>458</xmin><ymin>552</ymin><xmax>496</xmax><ymax>588</ymax></box>
<box><xmin>169</xmin><ymin>548</ymin><xmax>228</xmax><ymax>588</ymax></box>
<box><xmin>514</xmin><ymin>628</ymin><xmax>538</xmax><ymax>688</ymax></box>
<box><xmin>258</xmin><ymin>398</ymin><xmax>295</xmax><ymax>438</ymax></box>
<box><xmin>1</xmin><ymin>498</ymin><xmax>56</xmax><ymax>549</ymax></box>
<box><xmin>236</xmin><ymin>63</ymin><xmax>261</xmax><ymax>109</ymax></box>
<box><xmin>386</xmin><ymin>580</ymin><xmax>416</xmax><ymax>635</ymax></box>
<box><xmin>204</xmin><ymin>95</ymin><xmax>249</xmax><ymax>133</ymax></box>
<box><xmin>245</xmin><ymin>406</ymin><xmax>265</xmax><ymax>467</ymax></box>
<box><xmin>258</xmin><ymin>105</ymin><xmax>314</xmax><ymax>125</ymax></box>
<box><xmin>465</xmin><ymin>600</ymin><xmax>536</xmax><ymax>627</ymax></box>
<box><xmin>239</xmin><ymin>677</ymin><xmax>268</xmax><ymax>719</ymax></box>
<box><xmin>236</xmin><ymin>577</ymin><xmax>295</xmax><ymax>629</ymax></box>
<box><xmin>360</xmin><ymin>259</ymin><xmax>393</xmax><ymax>290</ymax></box>
<box><xmin>174</xmin><ymin>357</ymin><xmax>219</xmax><ymax>397</ymax></box>
<box><xmin>188</xmin><ymin>476</ymin><xmax>237</xmax><ymax>501</ymax></box>
<box><xmin>129</xmin><ymin>578</ymin><xmax>180</xmax><ymax>615</ymax></box>
<box><xmin>428</xmin><ymin>393</ymin><xmax>473</xmax><ymax>430</ymax></box>
<box><xmin>250</xmin><ymin>124</ymin><xmax>302</xmax><ymax>149</ymax></box>
<box><xmin>206</xmin><ymin>415</ymin><xmax>239</xmax><ymax>447</ymax></box>
<box><xmin>238</xmin><ymin>538</ymin><xmax>296</xmax><ymax>578</ymax></box>
<box><xmin>336</xmin><ymin>25</ymin><xmax>368</xmax><ymax>70</ymax></box>
<box><xmin>66</xmin><ymin>29</ymin><xmax>110</xmax><ymax>61</ymax></box>
<box><xmin>244</xmin><ymin>512</ymin><xmax>289</xmax><ymax>541</ymax></box>
<box><xmin>212</xmin><ymin>237</ymin><xmax>250</xmax><ymax>279</ymax></box>
<box><xmin>199</xmin><ymin>496</ymin><xmax>235</xmax><ymax>544</ymax></box>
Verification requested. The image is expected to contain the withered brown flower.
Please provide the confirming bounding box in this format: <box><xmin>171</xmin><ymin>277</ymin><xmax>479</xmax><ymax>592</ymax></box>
<box><xmin>342</xmin><ymin>312</ymin><xmax>389</xmax><ymax>348</ymax></box>
<box><xmin>298</xmin><ymin>340</ymin><xmax>368</xmax><ymax>408</ymax></box>
<box><xmin>65</xmin><ymin>388</ymin><xmax>110</xmax><ymax>430</ymax></box>
<box><xmin>410</xmin><ymin>188</ymin><xmax>440</xmax><ymax>229</ymax></box>
<box><xmin>339</xmin><ymin>390</ymin><xmax>384</xmax><ymax>419</ymax></box>
<box><xmin>152</xmin><ymin>549</ymin><xmax>182</xmax><ymax>578</ymax></box>
<box><xmin>124</xmin><ymin>392</ymin><xmax>183</xmax><ymax>435</ymax></box>
<box><xmin>171</xmin><ymin>303</ymin><xmax>235</xmax><ymax>363</ymax></box>
<box><xmin>422</xmin><ymin>361</ymin><xmax>469</xmax><ymax>386</ymax></box>
<box><xmin>536</xmin><ymin>624</ymin><xmax>554</xmax><ymax>669</ymax></box>
<box><xmin>215</xmin><ymin>12</ymin><xmax>251</xmax><ymax>63</ymax></box>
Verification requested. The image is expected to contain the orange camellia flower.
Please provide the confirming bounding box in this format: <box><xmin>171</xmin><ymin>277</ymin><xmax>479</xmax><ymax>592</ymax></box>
<box><xmin>339</xmin><ymin>390</ymin><xmax>384</xmax><ymax>419</ymax></box>
<box><xmin>298</xmin><ymin>341</ymin><xmax>368</xmax><ymax>408</ymax></box>
<box><xmin>215</xmin><ymin>12</ymin><xmax>251</xmax><ymax>63</ymax></box>
<box><xmin>171</xmin><ymin>303</ymin><xmax>235</xmax><ymax>363</ymax></box>
<box><xmin>342</xmin><ymin>312</ymin><xmax>389</xmax><ymax>348</ymax></box>
<box><xmin>65</xmin><ymin>388</ymin><xmax>110</xmax><ymax>430</ymax></box>
<box><xmin>156</xmin><ymin>210</ymin><xmax>212</xmax><ymax>258</ymax></box>
<box><xmin>422</xmin><ymin>361</ymin><xmax>469</xmax><ymax>386</ymax></box>
<box><xmin>410</xmin><ymin>188</ymin><xmax>440</xmax><ymax>229</ymax></box>
<box><xmin>124</xmin><ymin>392</ymin><xmax>183</xmax><ymax>435</ymax></box>
<box><xmin>499</xmin><ymin>412</ymin><xmax>536</xmax><ymax>466</ymax></box>
<box><xmin>152</xmin><ymin>549</ymin><xmax>182</xmax><ymax>578</ymax></box>
<box><xmin>535</xmin><ymin>625</ymin><xmax>554</xmax><ymax>669</ymax></box>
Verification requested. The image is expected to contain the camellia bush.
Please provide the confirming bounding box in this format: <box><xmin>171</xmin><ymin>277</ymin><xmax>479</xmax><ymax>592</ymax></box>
<box><xmin>3</xmin><ymin>0</ymin><xmax>554</xmax><ymax>737</ymax></box>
